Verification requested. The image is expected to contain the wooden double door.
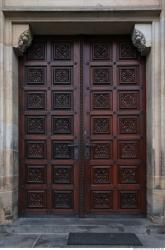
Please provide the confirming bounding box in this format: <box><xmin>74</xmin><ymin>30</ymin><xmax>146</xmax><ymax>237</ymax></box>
<box><xmin>19</xmin><ymin>36</ymin><xmax>146</xmax><ymax>216</ymax></box>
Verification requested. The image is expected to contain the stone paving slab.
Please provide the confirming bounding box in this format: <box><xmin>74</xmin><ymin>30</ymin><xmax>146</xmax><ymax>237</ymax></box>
<box><xmin>137</xmin><ymin>233</ymin><xmax>165</xmax><ymax>248</ymax></box>
<box><xmin>34</xmin><ymin>234</ymin><xmax>68</xmax><ymax>248</ymax></box>
<box><xmin>0</xmin><ymin>233</ymin><xmax>38</xmax><ymax>248</ymax></box>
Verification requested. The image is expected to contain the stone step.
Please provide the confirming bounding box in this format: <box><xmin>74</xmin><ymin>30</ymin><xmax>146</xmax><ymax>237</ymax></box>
<box><xmin>0</xmin><ymin>224</ymin><xmax>148</xmax><ymax>235</ymax></box>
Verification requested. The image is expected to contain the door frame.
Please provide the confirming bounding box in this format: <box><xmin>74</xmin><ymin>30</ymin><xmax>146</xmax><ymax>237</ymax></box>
<box><xmin>18</xmin><ymin>35</ymin><xmax>146</xmax><ymax>216</ymax></box>
<box><xmin>0</xmin><ymin>10</ymin><xmax>164</xmax><ymax>222</ymax></box>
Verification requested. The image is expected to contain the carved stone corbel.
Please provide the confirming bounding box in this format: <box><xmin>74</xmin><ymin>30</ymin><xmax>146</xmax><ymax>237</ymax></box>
<box><xmin>132</xmin><ymin>24</ymin><xmax>152</xmax><ymax>56</ymax></box>
<box><xmin>12</xmin><ymin>24</ymin><xmax>33</xmax><ymax>55</ymax></box>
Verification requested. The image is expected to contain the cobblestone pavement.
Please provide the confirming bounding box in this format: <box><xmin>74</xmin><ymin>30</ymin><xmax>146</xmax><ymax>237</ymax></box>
<box><xmin>0</xmin><ymin>217</ymin><xmax>165</xmax><ymax>248</ymax></box>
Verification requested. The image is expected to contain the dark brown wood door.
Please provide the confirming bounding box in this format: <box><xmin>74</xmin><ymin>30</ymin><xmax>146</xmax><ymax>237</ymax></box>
<box><xmin>19</xmin><ymin>36</ymin><xmax>146</xmax><ymax>216</ymax></box>
<box><xmin>83</xmin><ymin>37</ymin><xmax>146</xmax><ymax>214</ymax></box>
<box><xmin>19</xmin><ymin>37</ymin><xmax>81</xmax><ymax>215</ymax></box>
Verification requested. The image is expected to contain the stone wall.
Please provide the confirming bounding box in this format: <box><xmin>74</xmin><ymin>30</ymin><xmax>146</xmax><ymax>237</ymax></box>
<box><xmin>0</xmin><ymin>0</ymin><xmax>165</xmax><ymax>224</ymax></box>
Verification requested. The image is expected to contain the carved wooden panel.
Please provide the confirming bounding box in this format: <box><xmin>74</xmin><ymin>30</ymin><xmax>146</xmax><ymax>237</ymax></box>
<box><xmin>120</xmin><ymin>191</ymin><xmax>138</xmax><ymax>209</ymax></box>
<box><xmin>92</xmin><ymin>167</ymin><xmax>111</xmax><ymax>184</ymax></box>
<box><xmin>26</xmin><ymin>166</ymin><xmax>45</xmax><ymax>184</ymax></box>
<box><xmin>26</xmin><ymin>141</ymin><xmax>46</xmax><ymax>159</ymax></box>
<box><xmin>92</xmin><ymin>191</ymin><xmax>113</xmax><ymax>209</ymax></box>
<box><xmin>119</xmin><ymin>166</ymin><xmax>138</xmax><ymax>184</ymax></box>
<box><xmin>92</xmin><ymin>92</ymin><xmax>112</xmax><ymax>110</ymax></box>
<box><xmin>27</xmin><ymin>41</ymin><xmax>46</xmax><ymax>60</ymax></box>
<box><xmin>52</xmin><ymin>142</ymin><xmax>73</xmax><ymax>159</ymax></box>
<box><xmin>92</xmin><ymin>42</ymin><xmax>110</xmax><ymax>60</ymax></box>
<box><xmin>53</xmin><ymin>191</ymin><xmax>73</xmax><ymax>209</ymax></box>
<box><xmin>25</xmin><ymin>91</ymin><xmax>46</xmax><ymax>110</ymax></box>
<box><xmin>92</xmin><ymin>116</ymin><xmax>112</xmax><ymax>134</ymax></box>
<box><xmin>118</xmin><ymin>116</ymin><xmax>139</xmax><ymax>134</ymax></box>
<box><xmin>52</xmin><ymin>92</ymin><xmax>73</xmax><ymax>110</ymax></box>
<box><xmin>26</xmin><ymin>116</ymin><xmax>46</xmax><ymax>134</ymax></box>
<box><xmin>118</xmin><ymin>91</ymin><xmax>140</xmax><ymax>110</ymax></box>
<box><xmin>25</xmin><ymin>67</ymin><xmax>46</xmax><ymax>85</ymax></box>
<box><xmin>118</xmin><ymin>67</ymin><xmax>138</xmax><ymax>85</ymax></box>
<box><xmin>92</xmin><ymin>143</ymin><xmax>112</xmax><ymax>159</ymax></box>
<box><xmin>92</xmin><ymin>67</ymin><xmax>112</xmax><ymax>85</ymax></box>
<box><xmin>27</xmin><ymin>191</ymin><xmax>46</xmax><ymax>208</ymax></box>
<box><xmin>52</xmin><ymin>116</ymin><xmax>73</xmax><ymax>134</ymax></box>
<box><xmin>53</xmin><ymin>166</ymin><xmax>73</xmax><ymax>184</ymax></box>
<box><xmin>52</xmin><ymin>67</ymin><xmax>72</xmax><ymax>85</ymax></box>
<box><xmin>119</xmin><ymin>41</ymin><xmax>137</xmax><ymax>59</ymax></box>
<box><xmin>118</xmin><ymin>141</ymin><xmax>139</xmax><ymax>159</ymax></box>
<box><xmin>53</xmin><ymin>42</ymin><xmax>72</xmax><ymax>60</ymax></box>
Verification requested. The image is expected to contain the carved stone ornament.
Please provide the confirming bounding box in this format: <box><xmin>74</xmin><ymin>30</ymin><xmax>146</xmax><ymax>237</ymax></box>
<box><xmin>132</xmin><ymin>29</ymin><xmax>148</xmax><ymax>56</ymax></box>
<box><xmin>132</xmin><ymin>28</ymin><xmax>151</xmax><ymax>56</ymax></box>
<box><xmin>17</xmin><ymin>29</ymin><xmax>33</xmax><ymax>55</ymax></box>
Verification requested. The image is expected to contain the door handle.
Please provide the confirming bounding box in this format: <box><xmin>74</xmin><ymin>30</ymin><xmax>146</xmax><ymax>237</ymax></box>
<box><xmin>85</xmin><ymin>143</ymin><xmax>95</xmax><ymax>160</ymax></box>
<box><xmin>86</xmin><ymin>143</ymin><xmax>95</xmax><ymax>147</ymax></box>
<box><xmin>68</xmin><ymin>143</ymin><xmax>79</xmax><ymax>160</ymax></box>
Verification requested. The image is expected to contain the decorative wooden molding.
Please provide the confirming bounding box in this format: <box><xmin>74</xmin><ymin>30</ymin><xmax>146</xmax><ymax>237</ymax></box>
<box><xmin>12</xmin><ymin>24</ymin><xmax>33</xmax><ymax>55</ymax></box>
<box><xmin>132</xmin><ymin>24</ymin><xmax>152</xmax><ymax>56</ymax></box>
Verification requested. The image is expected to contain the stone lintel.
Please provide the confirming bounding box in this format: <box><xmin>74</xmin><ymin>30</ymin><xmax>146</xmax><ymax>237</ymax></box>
<box><xmin>132</xmin><ymin>24</ymin><xmax>152</xmax><ymax>56</ymax></box>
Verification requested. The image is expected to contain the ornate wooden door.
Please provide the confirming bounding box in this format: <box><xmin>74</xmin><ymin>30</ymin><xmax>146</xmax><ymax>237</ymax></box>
<box><xmin>19</xmin><ymin>36</ymin><xmax>146</xmax><ymax>216</ymax></box>
<box><xmin>19</xmin><ymin>37</ymin><xmax>80</xmax><ymax>215</ymax></box>
<box><xmin>83</xmin><ymin>37</ymin><xmax>146</xmax><ymax>214</ymax></box>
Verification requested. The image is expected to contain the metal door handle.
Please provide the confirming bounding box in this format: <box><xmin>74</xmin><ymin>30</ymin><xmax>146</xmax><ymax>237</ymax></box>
<box><xmin>86</xmin><ymin>143</ymin><xmax>95</xmax><ymax>147</ymax></box>
<box><xmin>85</xmin><ymin>143</ymin><xmax>94</xmax><ymax>159</ymax></box>
<box><xmin>68</xmin><ymin>143</ymin><xmax>79</xmax><ymax>160</ymax></box>
<box><xmin>68</xmin><ymin>143</ymin><xmax>79</xmax><ymax>147</ymax></box>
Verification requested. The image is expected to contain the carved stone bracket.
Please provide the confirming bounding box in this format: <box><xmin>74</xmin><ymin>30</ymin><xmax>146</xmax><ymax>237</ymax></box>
<box><xmin>12</xmin><ymin>24</ymin><xmax>33</xmax><ymax>55</ymax></box>
<box><xmin>132</xmin><ymin>24</ymin><xmax>152</xmax><ymax>56</ymax></box>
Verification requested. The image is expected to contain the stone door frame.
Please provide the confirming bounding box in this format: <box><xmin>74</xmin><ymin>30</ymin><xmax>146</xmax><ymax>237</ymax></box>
<box><xmin>0</xmin><ymin>8</ymin><xmax>165</xmax><ymax>223</ymax></box>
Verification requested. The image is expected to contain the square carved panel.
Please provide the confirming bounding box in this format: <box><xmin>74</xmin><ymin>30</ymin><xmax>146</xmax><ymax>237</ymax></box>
<box><xmin>118</xmin><ymin>91</ymin><xmax>140</xmax><ymax>110</ymax></box>
<box><xmin>118</xmin><ymin>66</ymin><xmax>138</xmax><ymax>85</ymax></box>
<box><xmin>92</xmin><ymin>116</ymin><xmax>112</xmax><ymax>134</ymax></box>
<box><xmin>52</xmin><ymin>92</ymin><xmax>73</xmax><ymax>110</ymax></box>
<box><xmin>92</xmin><ymin>191</ymin><xmax>113</xmax><ymax>209</ymax></box>
<box><xmin>27</xmin><ymin>41</ymin><xmax>46</xmax><ymax>60</ymax></box>
<box><xmin>27</xmin><ymin>191</ymin><xmax>46</xmax><ymax>208</ymax></box>
<box><xmin>120</xmin><ymin>191</ymin><xmax>138</xmax><ymax>209</ymax></box>
<box><xmin>52</xmin><ymin>116</ymin><xmax>73</xmax><ymax>134</ymax></box>
<box><xmin>52</xmin><ymin>67</ymin><xmax>72</xmax><ymax>85</ymax></box>
<box><xmin>92</xmin><ymin>142</ymin><xmax>112</xmax><ymax>159</ymax></box>
<box><xmin>118</xmin><ymin>141</ymin><xmax>140</xmax><ymax>159</ymax></box>
<box><xmin>53</xmin><ymin>166</ymin><xmax>73</xmax><ymax>184</ymax></box>
<box><xmin>92</xmin><ymin>92</ymin><xmax>112</xmax><ymax>110</ymax></box>
<box><xmin>52</xmin><ymin>141</ymin><xmax>73</xmax><ymax>159</ymax></box>
<box><xmin>26</xmin><ymin>141</ymin><xmax>46</xmax><ymax>159</ymax></box>
<box><xmin>25</xmin><ymin>91</ymin><xmax>46</xmax><ymax>110</ymax></box>
<box><xmin>92</xmin><ymin>42</ymin><xmax>110</xmax><ymax>60</ymax></box>
<box><xmin>53</xmin><ymin>191</ymin><xmax>73</xmax><ymax>209</ymax></box>
<box><xmin>92</xmin><ymin>167</ymin><xmax>111</xmax><ymax>184</ymax></box>
<box><xmin>25</xmin><ymin>67</ymin><xmax>46</xmax><ymax>85</ymax></box>
<box><xmin>92</xmin><ymin>67</ymin><xmax>112</xmax><ymax>85</ymax></box>
<box><xmin>53</xmin><ymin>42</ymin><xmax>72</xmax><ymax>60</ymax></box>
<box><xmin>25</xmin><ymin>116</ymin><xmax>46</xmax><ymax>134</ymax></box>
<box><xmin>119</xmin><ymin>166</ymin><xmax>138</xmax><ymax>184</ymax></box>
<box><xmin>119</xmin><ymin>41</ymin><xmax>137</xmax><ymax>59</ymax></box>
<box><xmin>26</xmin><ymin>166</ymin><xmax>46</xmax><ymax>184</ymax></box>
<box><xmin>118</xmin><ymin>116</ymin><xmax>139</xmax><ymax>134</ymax></box>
